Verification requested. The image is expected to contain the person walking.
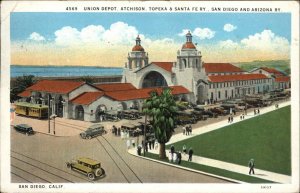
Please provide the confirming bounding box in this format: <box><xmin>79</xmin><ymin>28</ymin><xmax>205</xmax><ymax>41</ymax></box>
<box><xmin>117</xmin><ymin>127</ymin><xmax>121</xmax><ymax>136</ymax></box>
<box><xmin>189</xmin><ymin>125</ymin><xmax>192</xmax><ymax>135</ymax></box>
<box><xmin>230</xmin><ymin>116</ymin><xmax>233</xmax><ymax>123</ymax></box>
<box><xmin>254</xmin><ymin>108</ymin><xmax>256</xmax><ymax>115</ymax></box>
<box><xmin>248</xmin><ymin>158</ymin><xmax>255</xmax><ymax>175</ymax></box>
<box><xmin>228</xmin><ymin>116</ymin><xmax>231</xmax><ymax>123</ymax></box>
<box><xmin>126</xmin><ymin>139</ymin><xmax>131</xmax><ymax>149</ymax></box>
<box><xmin>177</xmin><ymin>151</ymin><xmax>182</xmax><ymax>165</ymax></box>
<box><xmin>151</xmin><ymin>139</ymin><xmax>155</xmax><ymax>150</ymax></box>
<box><xmin>257</xmin><ymin>108</ymin><xmax>260</xmax><ymax>115</ymax></box>
<box><xmin>242</xmin><ymin>114</ymin><xmax>245</xmax><ymax>120</ymax></box>
<box><xmin>182</xmin><ymin>125</ymin><xmax>186</xmax><ymax>135</ymax></box>
<box><xmin>182</xmin><ymin>144</ymin><xmax>187</xmax><ymax>154</ymax></box>
<box><xmin>188</xmin><ymin>148</ymin><xmax>194</xmax><ymax>162</ymax></box>
<box><xmin>170</xmin><ymin>145</ymin><xmax>175</xmax><ymax>161</ymax></box>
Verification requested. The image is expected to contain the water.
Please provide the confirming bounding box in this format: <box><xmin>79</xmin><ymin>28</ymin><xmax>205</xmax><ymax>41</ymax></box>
<box><xmin>11</xmin><ymin>65</ymin><xmax>123</xmax><ymax>78</ymax></box>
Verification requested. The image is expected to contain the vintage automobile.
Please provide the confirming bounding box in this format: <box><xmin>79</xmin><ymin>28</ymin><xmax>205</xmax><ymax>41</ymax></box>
<box><xmin>121</xmin><ymin>123</ymin><xmax>141</xmax><ymax>137</ymax></box>
<box><xmin>13</xmin><ymin>124</ymin><xmax>34</xmax><ymax>136</ymax></box>
<box><xmin>210</xmin><ymin>107</ymin><xmax>229</xmax><ymax>116</ymax></box>
<box><xmin>80</xmin><ymin>124</ymin><xmax>106</xmax><ymax>139</ymax></box>
<box><xmin>66</xmin><ymin>157</ymin><xmax>105</xmax><ymax>180</ymax></box>
<box><xmin>175</xmin><ymin>111</ymin><xmax>197</xmax><ymax>125</ymax></box>
<box><xmin>118</xmin><ymin>110</ymin><xmax>136</xmax><ymax>120</ymax></box>
<box><xmin>103</xmin><ymin>111</ymin><xmax>120</xmax><ymax>122</ymax></box>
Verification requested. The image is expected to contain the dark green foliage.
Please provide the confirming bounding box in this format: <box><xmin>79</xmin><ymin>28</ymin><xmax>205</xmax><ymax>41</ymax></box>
<box><xmin>168</xmin><ymin>106</ymin><xmax>291</xmax><ymax>175</ymax></box>
<box><xmin>143</xmin><ymin>88</ymin><xmax>178</xmax><ymax>158</ymax></box>
<box><xmin>10</xmin><ymin>75</ymin><xmax>36</xmax><ymax>102</ymax></box>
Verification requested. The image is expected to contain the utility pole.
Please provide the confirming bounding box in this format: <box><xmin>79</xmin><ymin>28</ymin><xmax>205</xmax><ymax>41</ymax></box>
<box><xmin>143</xmin><ymin>114</ymin><xmax>147</xmax><ymax>156</ymax></box>
<box><xmin>48</xmin><ymin>95</ymin><xmax>50</xmax><ymax>133</ymax></box>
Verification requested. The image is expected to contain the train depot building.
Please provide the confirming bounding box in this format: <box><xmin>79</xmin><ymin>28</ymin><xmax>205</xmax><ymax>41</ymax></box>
<box><xmin>16</xmin><ymin>32</ymin><xmax>290</xmax><ymax>122</ymax></box>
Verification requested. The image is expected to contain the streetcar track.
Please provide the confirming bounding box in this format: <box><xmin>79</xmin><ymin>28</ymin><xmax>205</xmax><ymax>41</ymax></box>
<box><xmin>11</xmin><ymin>172</ymin><xmax>33</xmax><ymax>183</ymax></box>
<box><xmin>11</xmin><ymin>156</ymin><xmax>74</xmax><ymax>183</ymax></box>
<box><xmin>95</xmin><ymin>137</ymin><xmax>130</xmax><ymax>183</ymax></box>
<box><xmin>100</xmin><ymin>136</ymin><xmax>143</xmax><ymax>183</ymax></box>
<box><xmin>11</xmin><ymin>164</ymin><xmax>51</xmax><ymax>183</ymax></box>
<box><xmin>11</xmin><ymin>150</ymin><xmax>93</xmax><ymax>183</ymax></box>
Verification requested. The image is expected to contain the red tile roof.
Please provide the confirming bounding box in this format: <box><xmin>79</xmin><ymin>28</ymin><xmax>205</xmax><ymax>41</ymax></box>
<box><xmin>105</xmin><ymin>86</ymin><xmax>190</xmax><ymax>101</ymax></box>
<box><xmin>70</xmin><ymin>92</ymin><xmax>104</xmax><ymax>105</ymax></box>
<box><xmin>182</xmin><ymin>42</ymin><xmax>196</xmax><ymax>49</ymax></box>
<box><xmin>261</xmin><ymin>67</ymin><xmax>284</xmax><ymax>76</ymax></box>
<box><xmin>27</xmin><ymin>80</ymin><xmax>85</xmax><ymax>94</ymax></box>
<box><xmin>18</xmin><ymin>90</ymin><xmax>31</xmax><ymax>97</ymax></box>
<box><xmin>275</xmin><ymin>76</ymin><xmax>290</xmax><ymax>82</ymax></box>
<box><xmin>152</xmin><ymin>62</ymin><xmax>173</xmax><ymax>73</ymax></box>
<box><xmin>94</xmin><ymin>83</ymin><xmax>136</xmax><ymax>92</ymax></box>
<box><xmin>208</xmin><ymin>74</ymin><xmax>269</xmax><ymax>83</ymax></box>
<box><xmin>203</xmin><ymin>63</ymin><xmax>244</xmax><ymax>73</ymax></box>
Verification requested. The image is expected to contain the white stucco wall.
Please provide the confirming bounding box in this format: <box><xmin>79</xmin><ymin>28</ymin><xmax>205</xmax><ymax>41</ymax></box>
<box><xmin>68</xmin><ymin>84</ymin><xmax>99</xmax><ymax>100</ymax></box>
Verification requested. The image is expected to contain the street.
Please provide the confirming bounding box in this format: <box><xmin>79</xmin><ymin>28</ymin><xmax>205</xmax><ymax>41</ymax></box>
<box><xmin>11</xmin><ymin>124</ymin><xmax>229</xmax><ymax>183</ymax></box>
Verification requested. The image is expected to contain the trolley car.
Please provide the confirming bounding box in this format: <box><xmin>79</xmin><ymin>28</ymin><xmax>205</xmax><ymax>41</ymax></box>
<box><xmin>15</xmin><ymin>102</ymin><xmax>48</xmax><ymax>119</ymax></box>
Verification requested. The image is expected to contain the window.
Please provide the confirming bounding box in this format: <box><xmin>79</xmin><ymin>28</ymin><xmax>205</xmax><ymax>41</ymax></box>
<box><xmin>225</xmin><ymin>90</ymin><xmax>228</xmax><ymax>98</ymax></box>
<box><xmin>218</xmin><ymin>91</ymin><xmax>221</xmax><ymax>99</ymax></box>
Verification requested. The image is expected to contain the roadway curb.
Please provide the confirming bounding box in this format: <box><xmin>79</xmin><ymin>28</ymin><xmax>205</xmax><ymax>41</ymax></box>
<box><xmin>127</xmin><ymin>149</ymin><xmax>246</xmax><ymax>184</ymax></box>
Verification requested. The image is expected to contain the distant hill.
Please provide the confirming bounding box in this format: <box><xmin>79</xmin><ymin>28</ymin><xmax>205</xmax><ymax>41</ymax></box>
<box><xmin>234</xmin><ymin>60</ymin><xmax>290</xmax><ymax>75</ymax></box>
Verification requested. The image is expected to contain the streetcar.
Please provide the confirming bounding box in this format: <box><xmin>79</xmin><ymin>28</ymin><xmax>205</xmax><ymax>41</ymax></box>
<box><xmin>15</xmin><ymin>102</ymin><xmax>48</xmax><ymax>119</ymax></box>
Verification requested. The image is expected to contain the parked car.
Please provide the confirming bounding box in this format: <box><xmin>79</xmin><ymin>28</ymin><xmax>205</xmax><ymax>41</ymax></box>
<box><xmin>80</xmin><ymin>124</ymin><xmax>106</xmax><ymax>139</ymax></box>
<box><xmin>210</xmin><ymin>107</ymin><xmax>229</xmax><ymax>116</ymax></box>
<box><xmin>13</xmin><ymin>124</ymin><xmax>34</xmax><ymax>136</ymax></box>
<box><xmin>66</xmin><ymin>157</ymin><xmax>105</xmax><ymax>180</ymax></box>
<box><xmin>175</xmin><ymin>111</ymin><xmax>197</xmax><ymax>125</ymax></box>
<box><xmin>202</xmin><ymin>110</ymin><xmax>218</xmax><ymax>118</ymax></box>
<box><xmin>118</xmin><ymin>110</ymin><xmax>136</xmax><ymax>120</ymax></box>
<box><xmin>104</xmin><ymin>111</ymin><xmax>120</xmax><ymax>122</ymax></box>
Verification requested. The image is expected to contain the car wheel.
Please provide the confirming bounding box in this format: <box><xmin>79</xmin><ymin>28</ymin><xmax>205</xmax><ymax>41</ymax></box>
<box><xmin>101</xmin><ymin>168</ymin><xmax>105</xmax><ymax>176</ymax></box>
<box><xmin>87</xmin><ymin>135</ymin><xmax>92</xmax><ymax>140</ymax></box>
<box><xmin>95</xmin><ymin>168</ymin><xmax>101</xmax><ymax>176</ymax></box>
<box><xmin>87</xmin><ymin>172</ymin><xmax>95</xmax><ymax>180</ymax></box>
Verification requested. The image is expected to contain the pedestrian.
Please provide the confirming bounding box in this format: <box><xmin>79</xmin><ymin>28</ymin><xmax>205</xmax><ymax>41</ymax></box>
<box><xmin>240</xmin><ymin>115</ymin><xmax>242</xmax><ymax>120</ymax></box>
<box><xmin>173</xmin><ymin>151</ymin><xmax>177</xmax><ymax>163</ymax></box>
<box><xmin>228</xmin><ymin>116</ymin><xmax>231</xmax><ymax>123</ymax></box>
<box><xmin>117</xmin><ymin>127</ymin><xmax>121</xmax><ymax>136</ymax></box>
<box><xmin>149</xmin><ymin>140</ymin><xmax>152</xmax><ymax>150</ymax></box>
<box><xmin>154</xmin><ymin>140</ymin><xmax>158</xmax><ymax>150</ymax></box>
<box><xmin>170</xmin><ymin>145</ymin><xmax>175</xmax><ymax>161</ymax></box>
<box><xmin>189</xmin><ymin>125</ymin><xmax>192</xmax><ymax>135</ymax></box>
<box><xmin>230</xmin><ymin>116</ymin><xmax>233</xmax><ymax>123</ymax></box>
<box><xmin>145</xmin><ymin>141</ymin><xmax>148</xmax><ymax>152</ymax></box>
<box><xmin>257</xmin><ymin>108</ymin><xmax>260</xmax><ymax>115</ymax></box>
<box><xmin>111</xmin><ymin>125</ymin><xmax>115</xmax><ymax>134</ymax></box>
<box><xmin>177</xmin><ymin>151</ymin><xmax>182</xmax><ymax>165</ymax></box>
<box><xmin>254</xmin><ymin>109</ymin><xmax>256</xmax><ymax>115</ymax></box>
<box><xmin>188</xmin><ymin>148</ymin><xmax>193</xmax><ymax>162</ymax></box>
<box><xmin>182</xmin><ymin>144</ymin><xmax>187</xmax><ymax>154</ymax></box>
<box><xmin>126</xmin><ymin>139</ymin><xmax>130</xmax><ymax>149</ymax></box>
<box><xmin>233</xmin><ymin>109</ymin><xmax>236</xmax><ymax>115</ymax></box>
<box><xmin>114</xmin><ymin>127</ymin><xmax>117</xmax><ymax>136</ymax></box>
<box><xmin>137</xmin><ymin>145</ymin><xmax>142</xmax><ymax>156</ymax></box>
<box><xmin>242</xmin><ymin>114</ymin><xmax>245</xmax><ymax>120</ymax></box>
<box><xmin>185</xmin><ymin>126</ymin><xmax>189</xmax><ymax>135</ymax></box>
<box><xmin>248</xmin><ymin>158</ymin><xmax>255</xmax><ymax>175</ymax></box>
<box><xmin>151</xmin><ymin>139</ymin><xmax>155</xmax><ymax>149</ymax></box>
<box><xmin>182</xmin><ymin>125</ymin><xmax>186</xmax><ymax>135</ymax></box>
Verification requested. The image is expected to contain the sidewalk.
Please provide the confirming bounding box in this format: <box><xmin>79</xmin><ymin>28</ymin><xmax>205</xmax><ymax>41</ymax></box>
<box><xmin>129</xmin><ymin>101</ymin><xmax>291</xmax><ymax>184</ymax></box>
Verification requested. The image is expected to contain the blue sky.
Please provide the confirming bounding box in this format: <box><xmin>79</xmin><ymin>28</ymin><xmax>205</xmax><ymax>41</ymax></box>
<box><xmin>11</xmin><ymin>12</ymin><xmax>291</xmax><ymax>66</ymax></box>
<box><xmin>11</xmin><ymin>12</ymin><xmax>291</xmax><ymax>43</ymax></box>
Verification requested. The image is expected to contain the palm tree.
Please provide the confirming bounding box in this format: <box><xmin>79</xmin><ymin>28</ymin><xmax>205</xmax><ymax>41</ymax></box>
<box><xmin>143</xmin><ymin>88</ymin><xmax>178</xmax><ymax>159</ymax></box>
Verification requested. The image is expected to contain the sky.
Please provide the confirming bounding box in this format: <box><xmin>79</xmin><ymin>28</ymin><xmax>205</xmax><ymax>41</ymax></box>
<box><xmin>11</xmin><ymin>12</ymin><xmax>291</xmax><ymax>66</ymax></box>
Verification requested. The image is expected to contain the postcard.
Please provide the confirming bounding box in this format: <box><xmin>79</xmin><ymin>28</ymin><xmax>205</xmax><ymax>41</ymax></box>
<box><xmin>1</xmin><ymin>1</ymin><xmax>299</xmax><ymax>193</ymax></box>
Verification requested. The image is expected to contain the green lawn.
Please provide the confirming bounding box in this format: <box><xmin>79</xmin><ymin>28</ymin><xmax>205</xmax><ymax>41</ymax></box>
<box><xmin>168</xmin><ymin>106</ymin><xmax>291</xmax><ymax>175</ymax></box>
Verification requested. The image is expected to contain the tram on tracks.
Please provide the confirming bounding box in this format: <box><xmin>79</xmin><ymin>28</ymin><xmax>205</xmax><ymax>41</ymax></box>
<box><xmin>15</xmin><ymin>102</ymin><xmax>48</xmax><ymax>119</ymax></box>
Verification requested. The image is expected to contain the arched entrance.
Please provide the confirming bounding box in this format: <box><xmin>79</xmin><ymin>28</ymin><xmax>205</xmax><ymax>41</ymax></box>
<box><xmin>95</xmin><ymin>104</ymin><xmax>107</xmax><ymax>121</ymax></box>
<box><xmin>75</xmin><ymin>105</ymin><xmax>84</xmax><ymax>121</ymax></box>
<box><xmin>142</xmin><ymin>71</ymin><xmax>168</xmax><ymax>88</ymax></box>
<box><xmin>118</xmin><ymin>102</ymin><xmax>127</xmax><ymax>111</ymax></box>
<box><xmin>197</xmin><ymin>85</ymin><xmax>205</xmax><ymax>104</ymax></box>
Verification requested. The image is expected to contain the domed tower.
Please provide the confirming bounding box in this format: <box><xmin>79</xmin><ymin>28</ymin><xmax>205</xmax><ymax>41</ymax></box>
<box><xmin>125</xmin><ymin>35</ymin><xmax>149</xmax><ymax>70</ymax></box>
<box><xmin>172</xmin><ymin>31</ymin><xmax>207</xmax><ymax>104</ymax></box>
<box><xmin>122</xmin><ymin>35</ymin><xmax>149</xmax><ymax>86</ymax></box>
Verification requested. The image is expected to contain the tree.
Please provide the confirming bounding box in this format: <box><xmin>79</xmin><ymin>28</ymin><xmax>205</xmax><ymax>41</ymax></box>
<box><xmin>10</xmin><ymin>75</ymin><xmax>36</xmax><ymax>102</ymax></box>
<box><xmin>143</xmin><ymin>88</ymin><xmax>178</xmax><ymax>159</ymax></box>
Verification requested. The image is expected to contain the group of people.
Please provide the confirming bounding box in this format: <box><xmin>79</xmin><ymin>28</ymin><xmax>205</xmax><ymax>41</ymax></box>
<box><xmin>112</xmin><ymin>125</ymin><xmax>121</xmax><ymax>136</ymax></box>
<box><xmin>169</xmin><ymin>145</ymin><xmax>194</xmax><ymax>165</ymax></box>
<box><xmin>240</xmin><ymin>113</ymin><xmax>245</xmax><ymax>120</ymax></box>
<box><xmin>228</xmin><ymin>115</ymin><xmax>234</xmax><ymax>123</ymax></box>
<box><xmin>182</xmin><ymin>125</ymin><xmax>193</xmax><ymax>135</ymax></box>
<box><xmin>254</xmin><ymin>108</ymin><xmax>260</xmax><ymax>115</ymax></box>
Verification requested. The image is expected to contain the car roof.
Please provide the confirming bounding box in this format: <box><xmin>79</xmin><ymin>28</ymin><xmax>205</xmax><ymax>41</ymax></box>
<box><xmin>17</xmin><ymin>124</ymin><xmax>32</xmax><ymax>128</ymax></box>
<box><xmin>88</xmin><ymin>124</ymin><xmax>104</xmax><ymax>129</ymax></box>
<box><xmin>78</xmin><ymin>157</ymin><xmax>100</xmax><ymax>165</ymax></box>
